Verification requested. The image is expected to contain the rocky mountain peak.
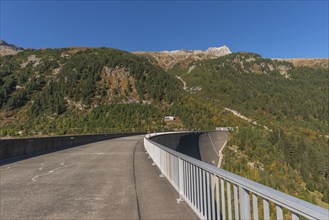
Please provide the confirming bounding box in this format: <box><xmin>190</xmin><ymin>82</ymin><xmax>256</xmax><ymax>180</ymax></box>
<box><xmin>134</xmin><ymin>45</ymin><xmax>231</xmax><ymax>69</ymax></box>
<box><xmin>0</xmin><ymin>40</ymin><xmax>24</xmax><ymax>56</ymax></box>
<box><xmin>0</xmin><ymin>40</ymin><xmax>24</xmax><ymax>50</ymax></box>
<box><xmin>160</xmin><ymin>45</ymin><xmax>231</xmax><ymax>57</ymax></box>
<box><xmin>206</xmin><ymin>45</ymin><xmax>231</xmax><ymax>56</ymax></box>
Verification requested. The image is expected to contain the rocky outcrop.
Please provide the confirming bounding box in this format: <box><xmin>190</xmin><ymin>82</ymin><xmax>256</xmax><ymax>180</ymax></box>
<box><xmin>0</xmin><ymin>40</ymin><xmax>24</xmax><ymax>56</ymax></box>
<box><xmin>134</xmin><ymin>46</ymin><xmax>231</xmax><ymax>69</ymax></box>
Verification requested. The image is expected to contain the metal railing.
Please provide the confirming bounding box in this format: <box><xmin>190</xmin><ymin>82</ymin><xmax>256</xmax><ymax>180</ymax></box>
<box><xmin>144</xmin><ymin>132</ymin><xmax>329</xmax><ymax>220</ymax></box>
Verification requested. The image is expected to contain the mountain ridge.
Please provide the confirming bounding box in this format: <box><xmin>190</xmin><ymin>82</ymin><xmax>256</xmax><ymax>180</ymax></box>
<box><xmin>1</xmin><ymin>40</ymin><xmax>328</xmax><ymax>69</ymax></box>
<box><xmin>0</xmin><ymin>40</ymin><xmax>24</xmax><ymax>57</ymax></box>
<box><xmin>134</xmin><ymin>45</ymin><xmax>231</xmax><ymax>69</ymax></box>
<box><xmin>137</xmin><ymin>45</ymin><xmax>231</xmax><ymax>55</ymax></box>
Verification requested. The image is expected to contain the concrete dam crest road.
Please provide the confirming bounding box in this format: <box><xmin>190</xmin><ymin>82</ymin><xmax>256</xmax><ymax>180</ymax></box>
<box><xmin>0</xmin><ymin>135</ymin><xmax>197</xmax><ymax>219</ymax></box>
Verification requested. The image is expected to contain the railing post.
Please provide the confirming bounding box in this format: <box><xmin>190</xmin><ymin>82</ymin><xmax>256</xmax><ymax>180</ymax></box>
<box><xmin>216</xmin><ymin>177</ymin><xmax>220</xmax><ymax>220</ymax></box>
<box><xmin>203</xmin><ymin>170</ymin><xmax>207</xmax><ymax>218</ymax></box>
<box><xmin>263</xmin><ymin>199</ymin><xmax>270</xmax><ymax>220</ymax></box>
<box><xmin>211</xmin><ymin>174</ymin><xmax>215</xmax><ymax>220</ymax></box>
<box><xmin>192</xmin><ymin>165</ymin><xmax>196</xmax><ymax>208</ymax></box>
<box><xmin>199</xmin><ymin>168</ymin><xmax>204</xmax><ymax>217</ymax></box>
<box><xmin>206</xmin><ymin>172</ymin><xmax>211</xmax><ymax>219</ymax></box>
<box><xmin>159</xmin><ymin>150</ymin><xmax>164</xmax><ymax>177</ymax></box>
<box><xmin>276</xmin><ymin>205</ymin><xmax>283</xmax><ymax>220</ymax></box>
<box><xmin>227</xmin><ymin>182</ymin><xmax>232</xmax><ymax>220</ymax></box>
<box><xmin>239</xmin><ymin>186</ymin><xmax>250</xmax><ymax>220</ymax></box>
<box><xmin>234</xmin><ymin>185</ymin><xmax>239</xmax><ymax>220</ymax></box>
<box><xmin>221</xmin><ymin>179</ymin><xmax>226</xmax><ymax>220</ymax></box>
<box><xmin>252</xmin><ymin>194</ymin><xmax>259</xmax><ymax>220</ymax></box>
<box><xmin>177</xmin><ymin>157</ymin><xmax>184</xmax><ymax>203</ymax></box>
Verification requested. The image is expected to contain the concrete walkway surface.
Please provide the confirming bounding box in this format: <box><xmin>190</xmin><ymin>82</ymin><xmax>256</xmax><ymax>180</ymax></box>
<box><xmin>0</xmin><ymin>135</ymin><xmax>198</xmax><ymax>220</ymax></box>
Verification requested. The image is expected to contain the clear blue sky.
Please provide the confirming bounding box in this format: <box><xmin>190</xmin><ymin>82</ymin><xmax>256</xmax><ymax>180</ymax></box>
<box><xmin>1</xmin><ymin>1</ymin><xmax>328</xmax><ymax>58</ymax></box>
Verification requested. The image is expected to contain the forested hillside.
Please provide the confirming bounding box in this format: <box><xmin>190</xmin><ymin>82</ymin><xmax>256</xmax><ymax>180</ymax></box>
<box><xmin>0</xmin><ymin>48</ymin><xmax>245</xmax><ymax>136</ymax></box>
<box><xmin>168</xmin><ymin>52</ymin><xmax>329</xmax><ymax>207</ymax></box>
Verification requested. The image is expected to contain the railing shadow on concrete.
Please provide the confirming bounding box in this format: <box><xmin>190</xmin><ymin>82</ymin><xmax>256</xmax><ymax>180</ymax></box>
<box><xmin>144</xmin><ymin>132</ymin><xmax>329</xmax><ymax>220</ymax></box>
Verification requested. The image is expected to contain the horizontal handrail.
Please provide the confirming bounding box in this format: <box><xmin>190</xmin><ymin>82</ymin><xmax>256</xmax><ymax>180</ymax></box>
<box><xmin>144</xmin><ymin>132</ymin><xmax>329</xmax><ymax>220</ymax></box>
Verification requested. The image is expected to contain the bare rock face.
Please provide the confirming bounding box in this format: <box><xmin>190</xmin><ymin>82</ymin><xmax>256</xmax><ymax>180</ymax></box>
<box><xmin>205</xmin><ymin>46</ymin><xmax>231</xmax><ymax>56</ymax></box>
<box><xmin>134</xmin><ymin>45</ymin><xmax>231</xmax><ymax>70</ymax></box>
<box><xmin>161</xmin><ymin>45</ymin><xmax>231</xmax><ymax>56</ymax></box>
<box><xmin>0</xmin><ymin>40</ymin><xmax>24</xmax><ymax>56</ymax></box>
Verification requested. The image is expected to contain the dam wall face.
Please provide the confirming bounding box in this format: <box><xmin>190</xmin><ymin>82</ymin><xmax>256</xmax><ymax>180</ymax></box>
<box><xmin>198</xmin><ymin>131</ymin><xmax>229</xmax><ymax>167</ymax></box>
<box><xmin>1</xmin><ymin>131</ymin><xmax>228</xmax><ymax>164</ymax></box>
<box><xmin>150</xmin><ymin>132</ymin><xmax>202</xmax><ymax>160</ymax></box>
<box><xmin>0</xmin><ymin>133</ymin><xmax>143</xmax><ymax>161</ymax></box>
<box><xmin>150</xmin><ymin>131</ymin><xmax>228</xmax><ymax>166</ymax></box>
